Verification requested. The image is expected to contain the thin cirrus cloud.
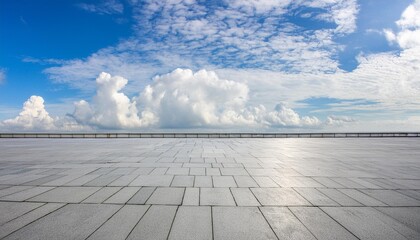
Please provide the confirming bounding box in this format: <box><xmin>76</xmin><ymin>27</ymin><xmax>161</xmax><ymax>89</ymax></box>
<box><xmin>0</xmin><ymin>69</ymin><xmax>5</xmax><ymax>84</ymax></box>
<box><xmin>77</xmin><ymin>0</ymin><xmax>124</xmax><ymax>15</ymax></box>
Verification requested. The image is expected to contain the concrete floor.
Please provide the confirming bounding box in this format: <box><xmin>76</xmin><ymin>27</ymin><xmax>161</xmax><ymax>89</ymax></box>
<box><xmin>0</xmin><ymin>138</ymin><xmax>419</xmax><ymax>240</ymax></box>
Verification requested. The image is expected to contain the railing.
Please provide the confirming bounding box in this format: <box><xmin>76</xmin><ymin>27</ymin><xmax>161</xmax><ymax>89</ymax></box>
<box><xmin>0</xmin><ymin>132</ymin><xmax>419</xmax><ymax>138</ymax></box>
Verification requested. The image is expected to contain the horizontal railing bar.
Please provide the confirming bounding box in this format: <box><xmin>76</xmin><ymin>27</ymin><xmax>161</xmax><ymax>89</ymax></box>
<box><xmin>0</xmin><ymin>132</ymin><xmax>419</xmax><ymax>138</ymax></box>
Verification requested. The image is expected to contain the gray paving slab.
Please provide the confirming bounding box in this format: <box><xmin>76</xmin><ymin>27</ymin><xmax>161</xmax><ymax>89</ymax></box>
<box><xmin>0</xmin><ymin>202</ymin><xmax>44</xmax><ymax>225</ymax></box>
<box><xmin>0</xmin><ymin>185</ymin><xmax>11</xmax><ymax>190</ymax></box>
<box><xmin>260</xmin><ymin>207</ymin><xmax>316</xmax><ymax>240</ymax></box>
<box><xmin>253</xmin><ymin>176</ymin><xmax>279</xmax><ymax>187</ymax></box>
<box><xmin>290</xmin><ymin>207</ymin><xmax>357</xmax><ymax>240</ymax></box>
<box><xmin>171</xmin><ymin>176</ymin><xmax>194</xmax><ymax>187</ymax></box>
<box><xmin>251</xmin><ymin>188</ymin><xmax>310</xmax><ymax>206</ymax></box>
<box><xmin>312</xmin><ymin>177</ymin><xmax>345</xmax><ymax>188</ymax></box>
<box><xmin>331</xmin><ymin>178</ymin><xmax>366</xmax><ymax>188</ymax></box>
<box><xmin>130</xmin><ymin>167</ymin><xmax>154</xmax><ymax>175</ymax></box>
<box><xmin>213</xmin><ymin>207</ymin><xmax>277</xmax><ymax>240</ymax></box>
<box><xmin>41</xmin><ymin>174</ymin><xmax>84</xmax><ymax>186</ymax></box>
<box><xmin>1</xmin><ymin>138</ymin><xmax>420</xmax><ymax>239</ymax></box>
<box><xmin>220</xmin><ymin>168</ymin><xmax>248</xmax><ymax>176</ymax></box>
<box><xmin>82</xmin><ymin>187</ymin><xmax>122</xmax><ymax>203</ymax></box>
<box><xmin>360</xmin><ymin>189</ymin><xmax>420</xmax><ymax>206</ymax></box>
<box><xmin>189</xmin><ymin>167</ymin><xmax>205</xmax><ymax>175</ymax></box>
<box><xmin>213</xmin><ymin>176</ymin><xmax>237</xmax><ymax>187</ymax></box>
<box><xmin>127</xmin><ymin>187</ymin><xmax>156</xmax><ymax>204</ymax></box>
<box><xmin>4</xmin><ymin>204</ymin><xmax>121</xmax><ymax>240</ymax></box>
<box><xmin>200</xmin><ymin>188</ymin><xmax>235</xmax><ymax>206</ymax></box>
<box><xmin>376</xmin><ymin>207</ymin><xmax>420</xmax><ymax>233</ymax></box>
<box><xmin>146</xmin><ymin>187</ymin><xmax>185</xmax><ymax>205</ymax></box>
<box><xmin>194</xmin><ymin>176</ymin><xmax>213</xmax><ymax>187</ymax></box>
<box><xmin>397</xmin><ymin>190</ymin><xmax>420</xmax><ymax>200</ymax></box>
<box><xmin>182</xmin><ymin>187</ymin><xmax>199</xmax><ymax>205</ymax></box>
<box><xmin>318</xmin><ymin>188</ymin><xmax>363</xmax><ymax>206</ymax></box>
<box><xmin>129</xmin><ymin>175</ymin><xmax>174</xmax><ymax>186</ymax></box>
<box><xmin>0</xmin><ymin>203</ymin><xmax>65</xmax><ymax>239</ymax></box>
<box><xmin>84</xmin><ymin>174</ymin><xmax>123</xmax><ymax>187</ymax></box>
<box><xmin>0</xmin><ymin>187</ymin><xmax>54</xmax><ymax>201</ymax></box>
<box><xmin>29</xmin><ymin>186</ymin><xmax>100</xmax><ymax>203</ymax></box>
<box><xmin>108</xmin><ymin>174</ymin><xmax>139</xmax><ymax>186</ymax></box>
<box><xmin>167</xmin><ymin>167</ymin><xmax>189</xmax><ymax>175</ymax></box>
<box><xmin>322</xmin><ymin>207</ymin><xmax>420</xmax><ymax>240</ymax></box>
<box><xmin>0</xmin><ymin>186</ymin><xmax>33</xmax><ymax>198</ymax></box>
<box><xmin>149</xmin><ymin>167</ymin><xmax>168</xmax><ymax>175</ymax></box>
<box><xmin>168</xmin><ymin>206</ymin><xmax>212</xmax><ymax>240</ymax></box>
<box><xmin>63</xmin><ymin>174</ymin><xmax>99</xmax><ymax>186</ymax></box>
<box><xmin>231</xmin><ymin>188</ymin><xmax>260</xmax><ymax>206</ymax></box>
<box><xmin>273</xmin><ymin>176</ymin><xmax>324</xmax><ymax>188</ymax></box>
<box><xmin>294</xmin><ymin>188</ymin><xmax>338</xmax><ymax>206</ymax></box>
<box><xmin>339</xmin><ymin>189</ymin><xmax>387</xmax><ymax>206</ymax></box>
<box><xmin>206</xmin><ymin>168</ymin><xmax>221</xmax><ymax>176</ymax></box>
<box><xmin>104</xmin><ymin>187</ymin><xmax>140</xmax><ymax>204</ymax></box>
<box><xmin>349</xmin><ymin>178</ymin><xmax>382</xmax><ymax>189</ymax></box>
<box><xmin>127</xmin><ymin>205</ymin><xmax>177</xmax><ymax>240</ymax></box>
<box><xmin>23</xmin><ymin>175</ymin><xmax>64</xmax><ymax>186</ymax></box>
<box><xmin>87</xmin><ymin>205</ymin><xmax>149</xmax><ymax>240</ymax></box>
<box><xmin>234</xmin><ymin>176</ymin><xmax>259</xmax><ymax>187</ymax></box>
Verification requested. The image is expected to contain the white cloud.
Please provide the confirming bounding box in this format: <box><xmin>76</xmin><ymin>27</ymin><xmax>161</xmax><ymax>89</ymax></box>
<box><xmin>77</xmin><ymin>0</ymin><xmax>124</xmax><ymax>15</ymax></box>
<box><xmin>138</xmin><ymin>68</ymin><xmax>250</xmax><ymax>128</ymax></box>
<box><xmin>264</xmin><ymin>104</ymin><xmax>319</xmax><ymax>127</ymax></box>
<box><xmin>325</xmin><ymin>115</ymin><xmax>355</xmax><ymax>126</ymax></box>
<box><xmin>124</xmin><ymin>0</ymin><xmax>358</xmax><ymax>73</ymax></box>
<box><xmin>0</xmin><ymin>68</ymin><xmax>5</xmax><ymax>83</ymax></box>
<box><xmin>43</xmin><ymin>48</ymin><xmax>161</xmax><ymax>93</ymax></box>
<box><xmin>40</xmin><ymin>0</ymin><xmax>361</xmax><ymax>92</ymax></box>
<box><xmin>72</xmin><ymin>72</ymin><xmax>156</xmax><ymax>129</ymax></box>
<box><xmin>0</xmin><ymin>96</ymin><xmax>90</xmax><ymax>132</ymax></box>
<box><xmin>384</xmin><ymin>0</ymin><xmax>420</xmax><ymax>49</ymax></box>
<box><xmin>1</xmin><ymin>96</ymin><xmax>56</xmax><ymax>130</ymax></box>
<box><xmin>305</xmin><ymin>0</ymin><xmax>359</xmax><ymax>34</ymax></box>
<box><xmin>397</xmin><ymin>0</ymin><xmax>420</xmax><ymax>29</ymax></box>
<box><xmin>216</xmin><ymin>42</ymin><xmax>420</xmax><ymax>114</ymax></box>
<box><xmin>2</xmin><ymin>70</ymin><xmax>330</xmax><ymax>131</ymax></box>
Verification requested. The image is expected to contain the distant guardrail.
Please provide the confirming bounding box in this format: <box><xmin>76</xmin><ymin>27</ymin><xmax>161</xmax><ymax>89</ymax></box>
<box><xmin>0</xmin><ymin>132</ymin><xmax>419</xmax><ymax>138</ymax></box>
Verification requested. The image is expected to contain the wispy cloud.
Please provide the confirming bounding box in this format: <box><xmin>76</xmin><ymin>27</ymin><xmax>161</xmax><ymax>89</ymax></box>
<box><xmin>77</xmin><ymin>0</ymin><xmax>124</xmax><ymax>15</ymax></box>
<box><xmin>0</xmin><ymin>68</ymin><xmax>5</xmax><ymax>84</ymax></box>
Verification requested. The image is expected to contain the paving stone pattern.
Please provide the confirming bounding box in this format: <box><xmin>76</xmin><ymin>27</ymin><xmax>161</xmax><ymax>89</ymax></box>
<box><xmin>0</xmin><ymin>138</ymin><xmax>419</xmax><ymax>239</ymax></box>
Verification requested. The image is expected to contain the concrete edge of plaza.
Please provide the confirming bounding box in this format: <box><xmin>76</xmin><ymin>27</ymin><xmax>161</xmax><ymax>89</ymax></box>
<box><xmin>0</xmin><ymin>132</ymin><xmax>419</xmax><ymax>138</ymax></box>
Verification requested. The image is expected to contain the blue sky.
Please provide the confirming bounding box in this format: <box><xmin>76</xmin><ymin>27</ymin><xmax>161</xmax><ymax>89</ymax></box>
<box><xmin>0</xmin><ymin>0</ymin><xmax>419</xmax><ymax>132</ymax></box>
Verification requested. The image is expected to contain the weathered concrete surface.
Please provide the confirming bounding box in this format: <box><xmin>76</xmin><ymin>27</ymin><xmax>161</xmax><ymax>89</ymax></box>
<box><xmin>0</xmin><ymin>138</ymin><xmax>419</xmax><ymax>239</ymax></box>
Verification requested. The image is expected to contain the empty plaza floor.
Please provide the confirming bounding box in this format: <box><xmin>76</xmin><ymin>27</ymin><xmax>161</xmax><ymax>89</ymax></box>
<box><xmin>0</xmin><ymin>138</ymin><xmax>419</xmax><ymax>240</ymax></box>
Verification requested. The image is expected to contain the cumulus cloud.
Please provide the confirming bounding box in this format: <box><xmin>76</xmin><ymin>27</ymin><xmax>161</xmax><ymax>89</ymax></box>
<box><xmin>1</xmin><ymin>96</ymin><xmax>56</xmax><ymax>130</ymax></box>
<box><xmin>384</xmin><ymin>0</ymin><xmax>420</xmax><ymax>49</ymax></box>
<box><xmin>264</xmin><ymin>104</ymin><xmax>321</xmax><ymax>127</ymax></box>
<box><xmin>72</xmin><ymin>72</ymin><xmax>156</xmax><ymax>129</ymax></box>
<box><xmin>139</xmin><ymin>69</ymin><xmax>249</xmax><ymax>128</ymax></box>
<box><xmin>2</xmin><ymin>70</ymin><xmax>332</xmax><ymax>131</ymax></box>
<box><xmin>3</xmin><ymin>96</ymin><xmax>55</xmax><ymax>130</ymax></box>
<box><xmin>0</xmin><ymin>96</ymin><xmax>90</xmax><ymax>132</ymax></box>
